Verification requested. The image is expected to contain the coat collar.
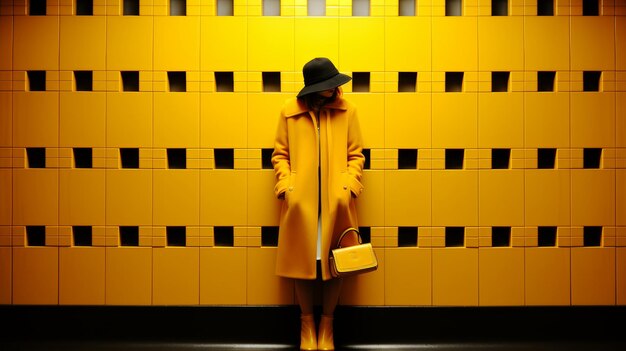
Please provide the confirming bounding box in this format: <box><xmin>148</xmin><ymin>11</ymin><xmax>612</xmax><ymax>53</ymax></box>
<box><xmin>284</xmin><ymin>97</ymin><xmax>348</xmax><ymax>118</ymax></box>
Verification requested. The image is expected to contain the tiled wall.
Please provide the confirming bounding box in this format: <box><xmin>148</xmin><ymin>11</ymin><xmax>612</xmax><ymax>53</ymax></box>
<box><xmin>0</xmin><ymin>0</ymin><xmax>625</xmax><ymax>306</ymax></box>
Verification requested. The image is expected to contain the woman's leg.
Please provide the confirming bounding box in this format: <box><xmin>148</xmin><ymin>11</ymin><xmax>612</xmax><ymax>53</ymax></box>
<box><xmin>318</xmin><ymin>278</ymin><xmax>343</xmax><ymax>350</ymax></box>
<box><xmin>295</xmin><ymin>279</ymin><xmax>315</xmax><ymax>315</ymax></box>
<box><xmin>295</xmin><ymin>279</ymin><xmax>316</xmax><ymax>350</ymax></box>
<box><xmin>322</xmin><ymin>278</ymin><xmax>343</xmax><ymax>315</ymax></box>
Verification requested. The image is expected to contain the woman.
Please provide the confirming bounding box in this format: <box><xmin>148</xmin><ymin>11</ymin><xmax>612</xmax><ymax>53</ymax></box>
<box><xmin>271</xmin><ymin>57</ymin><xmax>365</xmax><ymax>350</ymax></box>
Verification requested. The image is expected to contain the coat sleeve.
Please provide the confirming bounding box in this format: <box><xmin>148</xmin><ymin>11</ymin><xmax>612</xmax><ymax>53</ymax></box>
<box><xmin>346</xmin><ymin>106</ymin><xmax>365</xmax><ymax>198</ymax></box>
<box><xmin>271</xmin><ymin>112</ymin><xmax>291</xmax><ymax>199</ymax></box>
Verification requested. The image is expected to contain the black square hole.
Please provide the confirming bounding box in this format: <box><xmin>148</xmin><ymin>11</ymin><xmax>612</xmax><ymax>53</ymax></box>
<box><xmin>538</xmin><ymin>226</ymin><xmax>557</xmax><ymax>247</ymax></box>
<box><xmin>537</xmin><ymin>71</ymin><xmax>555</xmax><ymax>92</ymax></box>
<box><xmin>261</xmin><ymin>226</ymin><xmax>279</xmax><ymax>247</ymax></box>
<box><xmin>214</xmin><ymin>226</ymin><xmax>234</xmax><ymax>247</ymax></box>
<box><xmin>445</xmin><ymin>227</ymin><xmax>465</xmax><ymax>247</ymax></box>
<box><xmin>398</xmin><ymin>227</ymin><xmax>418</xmax><ymax>247</ymax></box>
<box><xmin>262</xmin><ymin>72</ymin><xmax>281</xmax><ymax>92</ymax></box>
<box><xmin>264</xmin><ymin>0</ymin><xmax>281</xmax><ymax>15</ymax></box>
<box><xmin>398</xmin><ymin>72</ymin><xmax>417</xmax><ymax>92</ymax></box>
<box><xmin>445</xmin><ymin>0</ymin><xmax>462</xmax><ymax>16</ymax></box>
<box><xmin>30</xmin><ymin>0</ymin><xmax>47</xmax><ymax>15</ymax></box>
<box><xmin>215</xmin><ymin>72</ymin><xmax>234</xmax><ymax>92</ymax></box>
<box><xmin>492</xmin><ymin>0</ymin><xmax>508</xmax><ymax>16</ymax></box>
<box><xmin>28</xmin><ymin>71</ymin><xmax>46</xmax><ymax>91</ymax></box>
<box><xmin>122</xmin><ymin>71</ymin><xmax>139</xmax><ymax>92</ymax></box>
<box><xmin>537</xmin><ymin>0</ymin><xmax>554</xmax><ymax>16</ymax></box>
<box><xmin>445</xmin><ymin>149</ymin><xmax>464</xmax><ymax>170</ymax></box>
<box><xmin>398</xmin><ymin>149</ymin><xmax>417</xmax><ymax>169</ymax></box>
<box><xmin>26</xmin><ymin>226</ymin><xmax>46</xmax><ymax>246</ymax></box>
<box><xmin>398</xmin><ymin>0</ymin><xmax>414</xmax><ymax>16</ymax></box>
<box><xmin>362</xmin><ymin>148</ymin><xmax>371</xmax><ymax>170</ymax></box>
<box><xmin>168</xmin><ymin>71</ymin><xmax>186</xmax><ymax>92</ymax></box>
<box><xmin>492</xmin><ymin>227</ymin><xmax>511</xmax><ymax>247</ymax></box>
<box><xmin>358</xmin><ymin>227</ymin><xmax>371</xmax><ymax>244</ymax></box>
<box><xmin>76</xmin><ymin>0</ymin><xmax>93</xmax><ymax>15</ymax></box>
<box><xmin>120</xmin><ymin>148</ymin><xmax>139</xmax><ymax>169</ymax></box>
<box><xmin>73</xmin><ymin>148</ymin><xmax>93</xmax><ymax>168</ymax></box>
<box><xmin>445</xmin><ymin>72</ymin><xmax>463</xmax><ymax>92</ymax></box>
<box><xmin>75</xmin><ymin>71</ymin><xmax>93</xmax><ymax>91</ymax></box>
<box><xmin>262</xmin><ymin>148</ymin><xmax>274</xmax><ymax>169</ymax></box>
<box><xmin>583</xmin><ymin>0</ymin><xmax>598</xmax><ymax>16</ymax></box>
<box><xmin>491</xmin><ymin>148</ymin><xmax>510</xmax><ymax>169</ymax></box>
<box><xmin>167</xmin><ymin>148</ymin><xmax>186</xmax><ymax>169</ymax></box>
<box><xmin>583</xmin><ymin>148</ymin><xmax>601</xmax><ymax>169</ymax></box>
<box><xmin>120</xmin><ymin>226</ymin><xmax>139</xmax><ymax>246</ymax></box>
<box><xmin>27</xmin><ymin>148</ymin><xmax>46</xmax><ymax>168</ymax></box>
<box><xmin>167</xmin><ymin>226</ymin><xmax>186</xmax><ymax>246</ymax></box>
<box><xmin>73</xmin><ymin>226</ymin><xmax>93</xmax><ymax>246</ymax></box>
<box><xmin>124</xmin><ymin>0</ymin><xmax>140</xmax><ymax>15</ymax></box>
<box><xmin>537</xmin><ymin>148</ymin><xmax>556</xmax><ymax>169</ymax></box>
<box><xmin>583</xmin><ymin>226</ymin><xmax>602</xmax><ymax>247</ymax></box>
<box><xmin>170</xmin><ymin>0</ymin><xmax>187</xmax><ymax>15</ymax></box>
<box><xmin>217</xmin><ymin>0</ymin><xmax>234</xmax><ymax>16</ymax></box>
<box><xmin>215</xmin><ymin>148</ymin><xmax>234</xmax><ymax>169</ymax></box>
<box><xmin>492</xmin><ymin>72</ymin><xmax>509</xmax><ymax>92</ymax></box>
<box><xmin>352</xmin><ymin>72</ymin><xmax>370</xmax><ymax>92</ymax></box>
<box><xmin>583</xmin><ymin>71</ymin><xmax>601</xmax><ymax>92</ymax></box>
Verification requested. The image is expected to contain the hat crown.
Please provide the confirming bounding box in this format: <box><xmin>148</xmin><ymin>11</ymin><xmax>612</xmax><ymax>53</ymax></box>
<box><xmin>303</xmin><ymin>58</ymin><xmax>339</xmax><ymax>87</ymax></box>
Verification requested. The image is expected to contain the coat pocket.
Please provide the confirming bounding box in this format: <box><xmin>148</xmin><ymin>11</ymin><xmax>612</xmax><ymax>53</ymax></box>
<box><xmin>338</xmin><ymin>172</ymin><xmax>352</xmax><ymax>206</ymax></box>
<box><xmin>285</xmin><ymin>172</ymin><xmax>296</xmax><ymax>204</ymax></box>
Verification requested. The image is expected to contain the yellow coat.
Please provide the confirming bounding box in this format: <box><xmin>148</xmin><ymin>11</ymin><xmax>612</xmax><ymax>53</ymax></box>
<box><xmin>272</xmin><ymin>94</ymin><xmax>365</xmax><ymax>281</ymax></box>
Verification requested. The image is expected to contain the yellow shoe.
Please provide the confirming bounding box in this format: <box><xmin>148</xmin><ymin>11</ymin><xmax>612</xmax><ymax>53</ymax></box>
<box><xmin>317</xmin><ymin>314</ymin><xmax>334</xmax><ymax>350</ymax></box>
<box><xmin>300</xmin><ymin>314</ymin><xmax>317</xmax><ymax>350</ymax></box>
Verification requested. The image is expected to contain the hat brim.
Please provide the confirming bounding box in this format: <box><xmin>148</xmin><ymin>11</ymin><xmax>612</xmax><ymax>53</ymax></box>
<box><xmin>297</xmin><ymin>73</ymin><xmax>352</xmax><ymax>98</ymax></box>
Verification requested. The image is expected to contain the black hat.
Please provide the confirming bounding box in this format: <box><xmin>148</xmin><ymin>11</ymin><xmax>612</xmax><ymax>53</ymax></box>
<box><xmin>297</xmin><ymin>58</ymin><xmax>352</xmax><ymax>98</ymax></box>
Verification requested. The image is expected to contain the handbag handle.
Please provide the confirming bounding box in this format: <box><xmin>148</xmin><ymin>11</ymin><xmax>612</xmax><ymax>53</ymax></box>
<box><xmin>336</xmin><ymin>227</ymin><xmax>362</xmax><ymax>248</ymax></box>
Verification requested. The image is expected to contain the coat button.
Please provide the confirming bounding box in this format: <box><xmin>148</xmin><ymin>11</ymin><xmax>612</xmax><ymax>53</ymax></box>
<box><xmin>288</xmin><ymin>187</ymin><xmax>293</xmax><ymax>191</ymax></box>
<box><xmin>343</xmin><ymin>185</ymin><xmax>348</xmax><ymax>190</ymax></box>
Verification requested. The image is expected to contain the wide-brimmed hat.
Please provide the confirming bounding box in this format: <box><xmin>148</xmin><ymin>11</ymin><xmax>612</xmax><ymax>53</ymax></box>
<box><xmin>297</xmin><ymin>58</ymin><xmax>351</xmax><ymax>98</ymax></box>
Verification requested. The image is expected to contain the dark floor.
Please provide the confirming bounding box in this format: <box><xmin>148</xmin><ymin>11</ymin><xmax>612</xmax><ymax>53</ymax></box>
<box><xmin>3</xmin><ymin>340</ymin><xmax>626</xmax><ymax>351</ymax></box>
<box><xmin>2</xmin><ymin>306</ymin><xmax>625</xmax><ymax>350</ymax></box>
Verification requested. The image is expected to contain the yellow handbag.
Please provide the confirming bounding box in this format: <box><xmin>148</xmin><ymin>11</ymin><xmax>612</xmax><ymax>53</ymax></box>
<box><xmin>329</xmin><ymin>228</ymin><xmax>378</xmax><ymax>278</ymax></box>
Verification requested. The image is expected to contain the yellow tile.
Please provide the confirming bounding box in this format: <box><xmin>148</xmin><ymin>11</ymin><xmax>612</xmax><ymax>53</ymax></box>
<box><xmin>247</xmin><ymin>248</ymin><xmax>294</xmax><ymax>305</ymax></box>
<box><xmin>60</xmin><ymin>92</ymin><xmax>106</xmax><ymax>147</ymax></box>
<box><xmin>60</xmin><ymin>16</ymin><xmax>106</xmax><ymax>70</ymax></box>
<box><xmin>478</xmin><ymin>248</ymin><xmax>524</xmax><ymax>306</ymax></box>
<box><xmin>12</xmin><ymin>92</ymin><xmax>59</xmax><ymax>147</ymax></box>
<box><xmin>105</xmin><ymin>247</ymin><xmax>152</xmax><ymax>305</ymax></box>
<box><xmin>153</xmin><ymin>248</ymin><xmax>200</xmax><ymax>305</ymax></box>
<box><xmin>154</xmin><ymin>16</ymin><xmax>200</xmax><ymax>70</ymax></box>
<box><xmin>385</xmin><ymin>94</ymin><xmax>431</xmax><ymax>148</ymax></box>
<box><xmin>200</xmin><ymin>247</ymin><xmax>247</xmax><ymax>304</ymax></box>
<box><xmin>385</xmin><ymin>248</ymin><xmax>431</xmax><ymax>305</ymax></box>
<box><xmin>432</xmin><ymin>170</ymin><xmax>478</xmax><ymax>226</ymax></box>
<box><xmin>153</xmin><ymin>170</ymin><xmax>200</xmax><ymax>226</ymax></box>
<box><xmin>478</xmin><ymin>17</ymin><xmax>523</xmax><ymax>71</ymax></box>
<box><xmin>248</xmin><ymin>17</ymin><xmax>294</xmax><ymax>71</ymax></box>
<box><xmin>12</xmin><ymin>247</ymin><xmax>59</xmax><ymax>305</ymax></box>
<box><xmin>59</xmin><ymin>247</ymin><xmax>106</xmax><ymax>305</ymax></box>
<box><xmin>153</xmin><ymin>93</ymin><xmax>200</xmax><ymax>148</ymax></box>
<box><xmin>478</xmin><ymin>170</ymin><xmax>524</xmax><ymax>226</ymax></box>
<box><xmin>525</xmin><ymin>170</ymin><xmax>571</xmax><ymax>226</ymax></box>
<box><xmin>432</xmin><ymin>17</ymin><xmax>477</xmax><ymax>71</ymax></box>
<box><xmin>525</xmin><ymin>247</ymin><xmax>571</xmax><ymax>305</ymax></box>
<box><xmin>571</xmin><ymin>248</ymin><xmax>616</xmax><ymax>305</ymax></box>
<box><xmin>432</xmin><ymin>248</ymin><xmax>478</xmax><ymax>306</ymax></box>
<box><xmin>13</xmin><ymin>16</ymin><xmax>59</xmax><ymax>70</ymax></box>
<box><xmin>339</xmin><ymin>17</ymin><xmax>385</xmax><ymax>72</ymax></box>
<box><xmin>524</xmin><ymin>16</ymin><xmax>569</xmax><ymax>71</ymax></box>
<box><xmin>384</xmin><ymin>170</ymin><xmax>431</xmax><ymax>226</ymax></box>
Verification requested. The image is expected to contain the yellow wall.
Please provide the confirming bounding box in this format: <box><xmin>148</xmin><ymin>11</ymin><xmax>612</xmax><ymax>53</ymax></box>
<box><xmin>0</xmin><ymin>0</ymin><xmax>625</xmax><ymax>306</ymax></box>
